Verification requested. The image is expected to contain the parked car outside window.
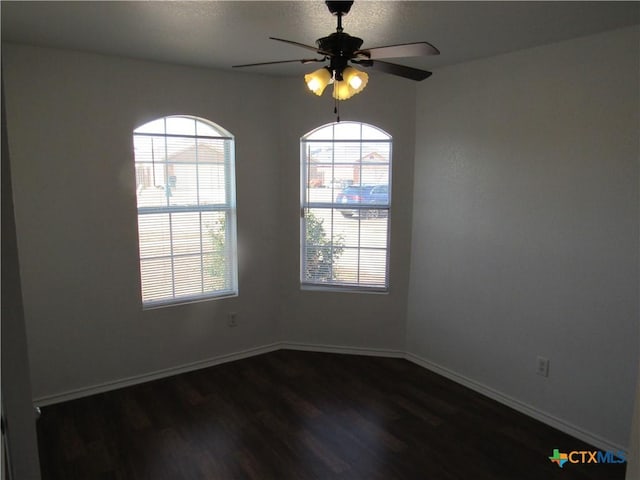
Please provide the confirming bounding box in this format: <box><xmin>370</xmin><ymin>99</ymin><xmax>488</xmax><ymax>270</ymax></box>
<box><xmin>336</xmin><ymin>185</ymin><xmax>389</xmax><ymax>218</ymax></box>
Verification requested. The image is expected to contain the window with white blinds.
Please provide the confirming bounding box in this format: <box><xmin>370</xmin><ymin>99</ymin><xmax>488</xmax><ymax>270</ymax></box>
<box><xmin>133</xmin><ymin>116</ymin><xmax>238</xmax><ymax>308</ymax></box>
<box><xmin>301</xmin><ymin>122</ymin><xmax>392</xmax><ymax>291</ymax></box>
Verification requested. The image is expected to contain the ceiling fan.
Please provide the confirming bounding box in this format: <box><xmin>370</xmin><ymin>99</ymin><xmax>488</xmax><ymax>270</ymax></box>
<box><xmin>233</xmin><ymin>0</ymin><xmax>440</xmax><ymax>101</ymax></box>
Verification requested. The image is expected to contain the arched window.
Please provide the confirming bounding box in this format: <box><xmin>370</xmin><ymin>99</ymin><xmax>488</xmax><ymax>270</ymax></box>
<box><xmin>133</xmin><ymin>115</ymin><xmax>237</xmax><ymax>307</ymax></box>
<box><xmin>301</xmin><ymin>122</ymin><xmax>392</xmax><ymax>291</ymax></box>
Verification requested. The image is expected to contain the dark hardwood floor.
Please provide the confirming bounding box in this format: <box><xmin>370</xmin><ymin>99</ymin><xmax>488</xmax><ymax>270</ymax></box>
<box><xmin>37</xmin><ymin>350</ymin><xmax>626</xmax><ymax>479</ymax></box>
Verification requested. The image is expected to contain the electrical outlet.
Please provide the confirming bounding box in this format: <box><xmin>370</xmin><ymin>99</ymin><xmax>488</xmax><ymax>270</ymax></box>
<box><xmin>227</xmin><ymin>312</ymin><xmax>238</xmax><ymax>328</ymax></box>
<box><xmin>536</xmin><ymin>356</ymin><xmax>549</xmax><ymax>377</ymax></box>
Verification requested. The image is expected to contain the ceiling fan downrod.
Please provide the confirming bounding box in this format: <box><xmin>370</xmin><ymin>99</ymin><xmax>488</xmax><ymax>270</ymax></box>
<box><xmin>326</xmin><ymin>1</ymin><xmax>353</xmax><ymax>34</ymax></box>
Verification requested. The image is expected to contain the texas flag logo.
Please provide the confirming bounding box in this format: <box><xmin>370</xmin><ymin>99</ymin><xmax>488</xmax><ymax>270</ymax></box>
<box><xmin>549</xmin><ymin>449</ymin><xmax>569</xmax><ymax>468</ymax></box>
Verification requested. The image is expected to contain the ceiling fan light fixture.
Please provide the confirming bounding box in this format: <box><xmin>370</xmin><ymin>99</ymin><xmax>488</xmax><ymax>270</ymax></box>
<box><xmin>235</xmin><ymin>0</ymin><xmax>439</xmax><ymax>101</ymax></box>
<box><xmin>305</xmin><ymin>67</ymin><xmax>332</xmax><ymax>96</ymax></box>
<box><xmin>332</xmin><ymin>66</ymin><xmax>368</xmax><ymax>100</ymax></box>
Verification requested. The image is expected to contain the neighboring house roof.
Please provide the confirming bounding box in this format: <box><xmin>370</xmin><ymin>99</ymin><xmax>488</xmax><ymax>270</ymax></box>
<box><xmin>167</xmin><ymin>143</ymin><xmax>225</xmax><ymax>163</ymax></box>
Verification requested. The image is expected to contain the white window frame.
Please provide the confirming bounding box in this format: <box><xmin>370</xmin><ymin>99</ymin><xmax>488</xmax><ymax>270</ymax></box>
<box><xmin>133</xmin><ymin>115</ymin><xmax>238</xmax><ymax>308</ymax></box>
<box><xmin>300</xmin><ymin>122</ymin><xmax>392</xmax><ymax>292</ymax></box>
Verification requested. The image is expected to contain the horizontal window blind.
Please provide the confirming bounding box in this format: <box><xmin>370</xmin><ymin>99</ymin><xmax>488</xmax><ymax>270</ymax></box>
<box><xmin>133</xmin><ymin>116</ymin><xmax>237</xmax><ymax>307</ymax></box>
<box><xmin>301</xmin><ymin>122</ymin><xmax>392</xmax><ymax>291</ymax></box>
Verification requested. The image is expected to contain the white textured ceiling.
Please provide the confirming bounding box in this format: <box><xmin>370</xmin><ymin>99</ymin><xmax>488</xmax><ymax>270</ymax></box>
<box><xmin>2</xmin><ymin>1</ymin><xmax>639</xmax><ymax>76</ymax></box>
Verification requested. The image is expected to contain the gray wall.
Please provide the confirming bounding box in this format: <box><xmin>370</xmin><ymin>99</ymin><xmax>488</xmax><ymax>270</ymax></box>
<box><xmin>628</xmin><ymin>366</ymin><xmax>639</xmax><ymax>479</ymax></box>
<box><xmin>2</xmin><ymin>43</ymin><xmax>417</xmax><ymax>402</ymax></box>
<box><xmin>2</xmin><ymin>44</ymin><xmax>283</xmax><ymax>401</ymax></box>
<box><xmin>407</xmin><ymin>26</ymin><xmax>639</xmax><ymax>449</ymax></box>
<box><xmin>2</xmin><ymin>81</ymin><xmax>41</xmax><ymax>479</ymax></box>
<box><xmin>275</xmin><ymin>74</ymin><xmax>416</xmax><ymax>352</ymax></box>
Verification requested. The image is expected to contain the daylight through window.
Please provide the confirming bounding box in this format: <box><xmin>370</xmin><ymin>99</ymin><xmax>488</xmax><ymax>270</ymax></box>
<box><xmin>301</xmin><ymin>122</ymin><xmax>392</xmax><ymax>291</ymax></box>
<box><xmin>133</xmin><ymin>116</ymin><xmax>238</xmax><ymax>307</ymax></box>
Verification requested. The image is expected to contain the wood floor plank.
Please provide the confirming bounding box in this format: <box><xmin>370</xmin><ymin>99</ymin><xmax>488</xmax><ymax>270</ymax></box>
<box><xmin>36</xmin><ymin>350</ymin><xmax>627</xmax><ymax>479</ymax></box>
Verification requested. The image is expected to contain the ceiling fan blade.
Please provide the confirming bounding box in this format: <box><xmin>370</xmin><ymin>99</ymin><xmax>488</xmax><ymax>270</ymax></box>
<box><xmin>355</xmin><ymin>41</ymin><xmax>439</xmax><ymax>59</ymax></box>
<box><xmin>269</xmin><ymin>37</ymin><xmax>332</xmax><ymax>56</ymax></box>
<box><xmin>355</xmin><ymin>59</ymin><xmax>432</xmax><ymax>81</ymax></box>
<box><xmin>233</xmin><ymin>58</ymin><xmax>325</xmax><ymax>68</ymax></box>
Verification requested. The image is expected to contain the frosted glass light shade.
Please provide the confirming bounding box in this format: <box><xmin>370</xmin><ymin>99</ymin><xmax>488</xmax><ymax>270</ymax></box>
<box><xmin>304</xmin><ymin>68</ymin><xmax>332</xmax><ymax>96</ymax></box>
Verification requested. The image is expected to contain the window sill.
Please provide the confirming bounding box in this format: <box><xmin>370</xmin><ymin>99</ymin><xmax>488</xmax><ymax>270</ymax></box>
<box><xmin>142</xmin><ymin>291</ymin><xmax>238</xmax><ymax>310</ymax></box>
<box><xmin>300</xmin><ymin>284</ymin><xmax>389</xmax><ymax>295</ymax></box>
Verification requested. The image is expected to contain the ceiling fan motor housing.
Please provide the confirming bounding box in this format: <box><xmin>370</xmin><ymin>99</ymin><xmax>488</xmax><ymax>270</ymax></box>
<box><xmin>318</xmin><ymin>32</ymin><xmax>363</xmax><ymax>79</ymax></box>
<box><xmin>318</xmin><ymin>32</ymin><xmax>363</xmax><ymax>56</ymax></box>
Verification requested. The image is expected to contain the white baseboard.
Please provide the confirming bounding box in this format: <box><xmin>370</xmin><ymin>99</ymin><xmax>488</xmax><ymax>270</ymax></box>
<box><xmin>405</xmin><ymin>352</ymin><xmax>628</xmax><ymax>454</ymax></box>
<box><xmin>34</xmin><ymin>342</ymin><xmax>281</xmax><ymax>406</ymax></box>
<box><xmin>34</xmin><ymin>342</ymin><xmax>402</xmax><ymax>407</ymax></box>
<box><xmin>280</xmin><ymin>341</ymin><xmax>405</xmax><ymax>358</ymax></box>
